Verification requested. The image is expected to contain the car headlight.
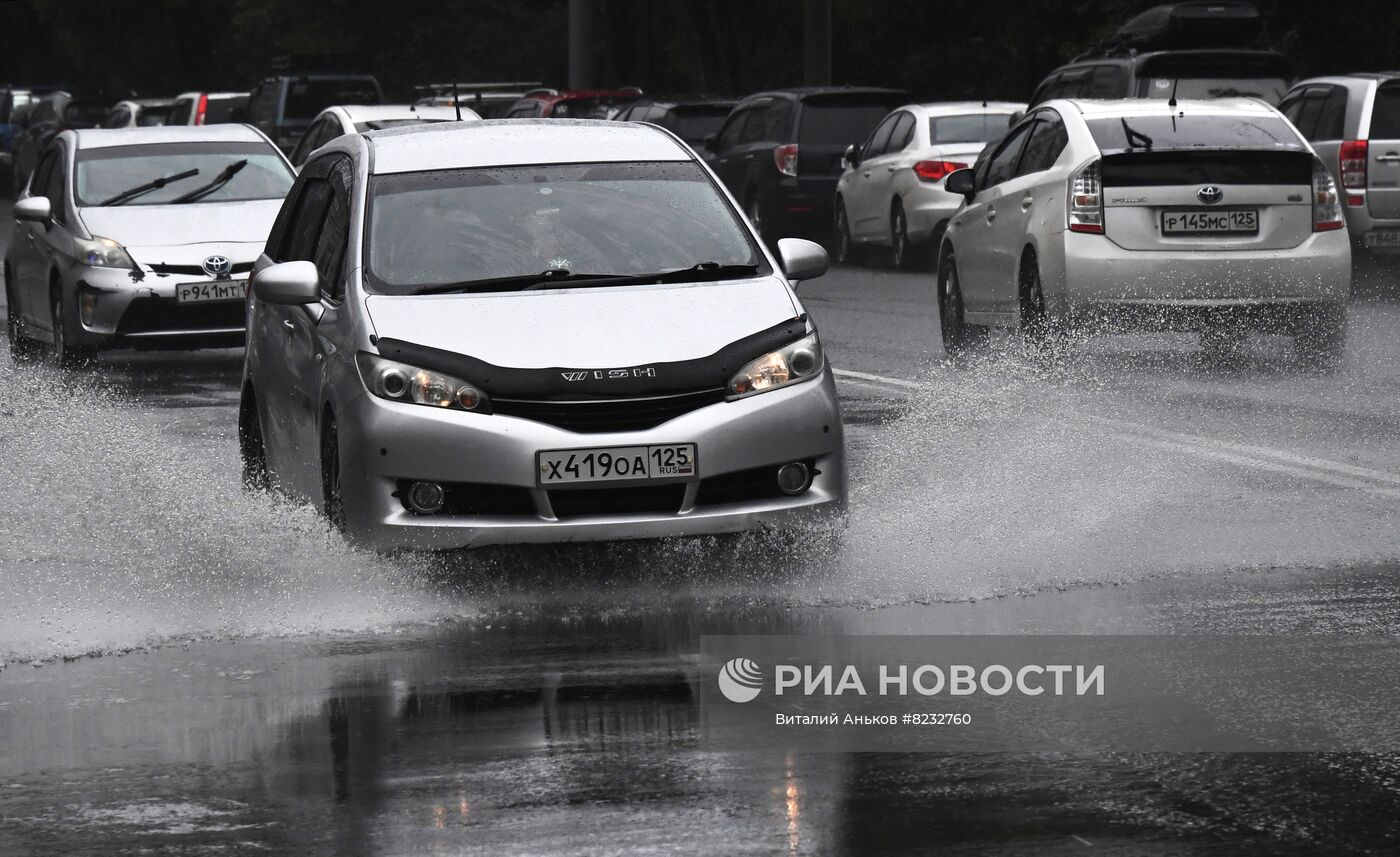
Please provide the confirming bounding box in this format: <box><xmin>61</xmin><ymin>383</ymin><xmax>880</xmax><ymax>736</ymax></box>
<box><xmin>74</xmin><ymin>235</ymin><xmax>137</xmax><ymax>269</ymax></box>
<box><xmin>727</xmin><ymin>331</ymin><xmax>823</xmax><ymax>398</ymax></box>
<box><xmin>355</xmin><ymin>352</ymin><xmax>491</xmax><ymax>413</ymax></box>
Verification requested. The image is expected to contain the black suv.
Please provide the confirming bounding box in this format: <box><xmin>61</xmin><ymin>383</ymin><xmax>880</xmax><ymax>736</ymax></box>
<box><xmin>1029</xmin><ymin>1</ymin><xmax>1293</xmax><ymax>107</ymax></box>
<box><xmin>247</xmin><ymin>71</ymin><xmax>383</xmax><ymax>153</ymax></box>
<box><xmin>705</xmin><ymin>86</ymin><xmax>907</xmax><ymax>242</ymax></box>
<box><xmin>613</xmin><ymin>96</ymin><xmax>736</xmax><ymax>149</ymax></box>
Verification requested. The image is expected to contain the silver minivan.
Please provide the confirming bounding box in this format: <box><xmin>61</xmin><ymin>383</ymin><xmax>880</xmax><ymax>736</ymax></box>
<box><xmin>239</xmin><ymin>120</ymin><xmax>846</xmax><ymax>550</ymax></box>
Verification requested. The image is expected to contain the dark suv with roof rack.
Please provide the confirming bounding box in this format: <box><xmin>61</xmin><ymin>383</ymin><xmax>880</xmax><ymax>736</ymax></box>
<box><xmin>1029</xmin><ymin>1</ymin><xmax>1293</xmax><ymax>107</ymax></box>
<box><xmin>704</xmin><ymin>86</ymin><xmax>907</xmax><ymax>243</ymax></box>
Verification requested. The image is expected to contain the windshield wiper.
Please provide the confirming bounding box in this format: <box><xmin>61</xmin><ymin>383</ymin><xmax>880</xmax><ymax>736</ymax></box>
<box><xmin>98</xmin><ymin>168</ymin><xmax>200</xmax><ymax>207</ymax></box>
<box><xmin>1121</xmin><ymin>117</ymin><xmax>1153</xmax><ymax>150</ymax></box>
<box><xmin>171</xmin><ymin>159</ymin><xmax>248</xmax><ymax>204</ymax></box>
<box><xmin>409</xmin><ymin>262</ymin><xmax>761</xmax><ymax>296</ymax></box>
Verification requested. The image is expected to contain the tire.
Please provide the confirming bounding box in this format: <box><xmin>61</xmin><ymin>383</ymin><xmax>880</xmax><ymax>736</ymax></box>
<box><xmin>834</xmin><ymin>200</ymin><xmax>862</xmax><ymax>266</ymax></box>
<box><xmin>1294</xmin><ymin>305</ymin><xmax>1347</xmax><ymax>372</ymax></box>
<box><xmin>890</xmin><ymin>200</ymin><xmax>914</xmax><ymax>270</ymax></box>
<box><xmin>1017</xmin><ymin>252</ymin><xmax>1063</xmax><ymax>360</ymax></box>
<box><xmin>5</xmin><ymin>273</ymin><xmax>42</xmax><ymax>364</ymax></box>
<box><xmin>238</xmin><ymin>388</ymin><xmax>271</xmax><ymax>492</ymax></box>
<box><xmin>49</xmin><ymin>285</ymin><xmax>93</xmax><ymax>369</ymax></box>
<box><xmin>937</xmin><ymin>252</ymin><xmax>985</xmax><ymax>358</ymax></box>
<box><xmin>321</xmin><ymin>416</ymin><xmax>346</xmax><ymax>533</ymax></box>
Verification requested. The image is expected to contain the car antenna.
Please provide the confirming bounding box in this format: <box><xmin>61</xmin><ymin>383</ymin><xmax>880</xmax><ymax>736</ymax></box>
<box><xmin>452</xmin><ymin>80</ymin><xmax>463</xmax><ymax>121</ymax></box>
<box><xmin>1168</xmin><ymin>77</ymin><xmax>1179</xmax><ymax>110</ymax></box>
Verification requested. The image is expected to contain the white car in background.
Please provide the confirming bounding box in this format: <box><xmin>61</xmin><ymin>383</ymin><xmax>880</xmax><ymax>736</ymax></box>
<box><xmin>288</xmin><ymin>104</ymin><xmax>480</xmax><ymax>167</ymax></box>
<box><xmin>834</xmin><ymin>101</ymin><xmax>1025</xmax><ymax>268</ymax></box>
<box><xmin>937</xmin><ymin>98</ymin><xmax>1352</xmax><ymax>368</ymax></box>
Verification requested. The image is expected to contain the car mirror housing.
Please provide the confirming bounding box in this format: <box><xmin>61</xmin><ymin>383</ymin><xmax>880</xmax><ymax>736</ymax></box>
<box><xmin>843</xmin><ymin>142</ymin><xmax>861</xmax><ymax>169</ymax></box>
<box><xmin>13</xmin><ymin>196</ymin><xmax>52</xmax><ymax>226</ymax></box>
<box><xmin>945</xmin><ymin>168</ymin><xmax>977</xmax><ymax>199</ymax></box>
<box><xmin>777</xmin><ymin>237</ymin><xmax>829</xmax><ymax>283</ymax></box>
<box><xmin>252</xmin><ymin>260</ymin><xmax>320</xmax><ymax>305</ymax></box>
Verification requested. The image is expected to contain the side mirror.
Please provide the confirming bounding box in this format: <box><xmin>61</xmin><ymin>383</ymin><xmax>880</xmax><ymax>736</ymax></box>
<box><xmin>252</xmin><ymin>260</ymin><xmax>320</xmax><ymax>305</ymax></box>
<box><xmin>842</xmin><ymin>142</ymin><xmax>861</xmax><ymax>169</ymax></box>
<box><xmin>776</xmin><ymin>237</ymin><xmax>828</xmax><ymax>283</ymax></box>
<box><xmin>13</xmin><ymin>196</ymin><xmax>52</xmax><ymax>225</ymax></box>
<box><xmin>944</xmin><ymin>168</ymin><xmax>976</xmax><ymax>199</ymax></box>
<box><xmin>703</xmin><ymin>133</ymin><xmax>717</xmax><ymax>152</ymax></box>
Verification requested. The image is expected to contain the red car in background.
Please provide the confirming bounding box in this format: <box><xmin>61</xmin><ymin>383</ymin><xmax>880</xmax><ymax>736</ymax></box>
<box><xmin>503</xmin><ymin>87</ymin><xmax>644</xmax><ymax>119</ymax></box>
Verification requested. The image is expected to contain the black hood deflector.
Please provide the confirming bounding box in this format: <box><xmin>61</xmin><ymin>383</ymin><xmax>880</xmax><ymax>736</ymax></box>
<box><xmin>375</xmin><ymin>316</ymin><xmax>807</xmax><ymax>400</ymax></box>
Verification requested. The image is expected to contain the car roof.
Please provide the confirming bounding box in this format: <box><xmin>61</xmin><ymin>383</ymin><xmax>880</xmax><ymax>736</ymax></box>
<box><xmin>332</xmin><ymin>104</ymin><xmax>480</xmax><ymax>123</ymax></box>
<box><xmin>743</xmin><ymin>86</ymin><xmax>907</xmax><ymax>100</ymax></box>
<box><xmin>905</xmin><ymin>101</ymin><xmax>1028</xmax><ymax>115</ymax></box>
<box><xmin>71</xmin><ymin>124</ymin><xmax>272</xmax><ymax>149</ymax></box>
<box><xmin>1292</xmin><ymin>72</ymin><xmax>1400</xmax><ymax>86</ymax></box>
<box><xmin>366</xmin><ymin>119</ymin><xmax>691</xmax><ymax>175</ymax></box>
<box><xmin>1059</xmin><ymin>97</ymin><xmax>1278</xmax><ymax>118</ymax></box>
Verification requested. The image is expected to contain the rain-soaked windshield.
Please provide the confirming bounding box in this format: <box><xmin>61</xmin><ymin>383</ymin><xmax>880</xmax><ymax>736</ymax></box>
<box><xmin>364</xmin><ymin>160</ymin><xmax>765</xmax><ymax>293</ymax></box>
<box><xmin>75</xmin><ymin>141</ymin><xmax>294</xmax><ymax>206</ymax></box>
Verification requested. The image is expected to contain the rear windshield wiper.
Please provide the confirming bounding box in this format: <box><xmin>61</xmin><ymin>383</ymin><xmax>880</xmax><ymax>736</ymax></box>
<box><xmin>1121</xmin><ymin>117</ymin><xmax>1153</xmax><ymax>151</ymax></box>
<box><xmin>98</xmin><ymin>168</ymin><xmax>200</xmax><ymax>206</ymax></box>
<box><xmin>409</xmin><ymin>263</ymin><xmax>761</xmax><ymax>296</ymax></box>
<box><xmin>171</xmin><ymin>159</ymin><xmax>249</xmax><ymax>204</ymax></box>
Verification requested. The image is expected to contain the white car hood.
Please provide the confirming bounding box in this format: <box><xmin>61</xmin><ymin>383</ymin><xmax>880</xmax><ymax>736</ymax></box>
<box><xmin>79</xmin><ymin>200</ymin><xmax>282</xmax><ymax>264</ymax></box>
<box><xmin>365</xmin><ymin>277</ymin><xmax>801</xmax><ymax>369</ymax></box>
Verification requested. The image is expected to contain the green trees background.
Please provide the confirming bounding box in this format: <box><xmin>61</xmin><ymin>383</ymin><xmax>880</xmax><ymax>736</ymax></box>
<box><xmin>2</xmin><ymin>0</ymin><xmax>1397</xmax><ymax>101</ymax></box>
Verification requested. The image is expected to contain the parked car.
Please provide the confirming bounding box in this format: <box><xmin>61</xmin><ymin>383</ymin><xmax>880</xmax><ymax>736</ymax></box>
<box><xmin>834</xmin><ymin>101</ymin><xmax>1026</xmax><ymax>269</ymax></box>
<box><xmin>936</xmin><ymin>98</ymin><xmax>1350</xmax><ymax>368</ymax></box>
<box><xmin>167</xmin><ymin>91</ymin><xmax>251</xmax><ymax>126</ymax></box>
<box><xmin>101</xmin><ymin>98</ymin><xmax>176</xmax><ymax>129</ymax></box>
<box><xmin>12</xmin><ymin>90</ymin><xmax>127</xmax><ymax>195</ymax></box>
<box><xmin>706</xmin><ymin>86</ymin><xmax>908</xmax><ymax>244</ymax></box>
<box><xmin>1</xmin><ymin>86</ymin><xmax>60</xmax><ymax>181</ymax></box>
<box><xmin>612</xmin><ymin>97</ymin><xmax>736</xmax><ymax>149</ymax></box>
<box><xmin>4</xmin><ymin>124</ymin><xmax>295</xmax><ymax>365</ymax></box>
<box><xmin>247</xmin><ymin>73</ymin><xmax>384</xmax><ymax>153</ymax></box>
<box><xmin>288</xmin><ymin>104</ymin><xmax>479</xmax><ymax>167</ymax></box>
<box><xmin>414</xmin><ymin>82</ymin><xmax>544</xmax><ymax>119</ymax></box>
<box><xmin>502</xmin><ymin>88</ymin><xmax>644</xmax><ymax>119</ymax></box>
<box><xmin>1029</xmin><ymin>2</ymin><xmax>1293</xmax><ymax>106</ymax></box>
<box><xmin>239</xmin><ymin>120</ymin><xmax>844</xmax><ymax>550</ymax></box>
<box><xmin>1278</xmin><ymin>74</ymin><xmax>1400</xmax><ymax>268</ymax></box>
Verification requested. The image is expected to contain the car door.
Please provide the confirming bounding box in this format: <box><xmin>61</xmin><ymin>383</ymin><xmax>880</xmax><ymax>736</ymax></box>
<box><xmin>955</xmin><ymin>119</ymin><xmax>1035</xmax><ymax>315</ymax></box>
<box><xmin>985</xmin><ymin>109</ymin><xmax>1069</xmax><ymax>317</ymax></box>
<box><xmin>10</xmin><ymin>147</ymin><xmax>58</xmax><ymax>327</ymax></box>
<box><xmin>1365</xmin><ymin>81</ymin><xmax>1400</xmax><ymax>222</ymax></box>
<box><xmin>29</xmin><ymin>143</ymin><xmax>74</xmax><ymax>336</ymax></box>
<box><xmin>866</xmin><ymin>110</ymin><xmax>916</xmax><ymax>241</ymax></box>
<box><xmin>845</xmin><ymin>112</ymin><xmax>897</xmax><ymax>238</ymax></box>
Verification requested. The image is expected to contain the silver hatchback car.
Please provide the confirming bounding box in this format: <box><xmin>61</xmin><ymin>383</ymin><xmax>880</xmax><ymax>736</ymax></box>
<box><xmin>239</xmin><ymin>120</ymin><xmax>846</xmax><ymax>550</ymax></box>
<box><xmin>938</xmin><ymin>98</ymin><xmax>1351</xmax><ymax>366</ymax></box>
<box><xmin>5</xmin><ymin>124</ymin><xmax>294</xmax><ymax>365</ymax></box>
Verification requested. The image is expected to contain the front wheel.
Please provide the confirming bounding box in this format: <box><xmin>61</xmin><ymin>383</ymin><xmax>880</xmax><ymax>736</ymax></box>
<box><xmin>49</xmin><ymin>287</ymin><xmax>93</xmax><ymax>369</ymax></box>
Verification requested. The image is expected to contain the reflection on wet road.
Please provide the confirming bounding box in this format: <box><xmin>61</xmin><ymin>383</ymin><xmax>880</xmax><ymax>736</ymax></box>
<box><xmin>4</xmin><ymin>203</ymin><xmax>1400</xmax><ymax>854</ymax></box>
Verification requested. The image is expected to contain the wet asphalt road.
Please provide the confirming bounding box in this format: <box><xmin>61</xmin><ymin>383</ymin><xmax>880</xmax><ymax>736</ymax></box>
<box><xmin>4</xmin><ymin>206</ymin><xmax>1400</xmax><ymax>855</ymax></box>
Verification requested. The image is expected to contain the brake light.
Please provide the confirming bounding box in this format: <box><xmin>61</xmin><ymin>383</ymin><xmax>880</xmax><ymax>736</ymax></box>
<box><xmin>912</xmin><ymin>160</ymin><xmax>968</xmax><ymax>183</ymax></box>
<box><xmin>1313</xmin><ymin>158</ymin><xmax>1344</xmax><ymax>232</ymax></box>
<box><xmin>1339</xmin><ymin>139</ymin><xmax>1367</xmax><ymax>198</ymax></box>
<box><xmin>194</xmin><ymin>94</ymin><xmax>208</xmax><ymax>125</ymax></box>
<box><xmin>774</xmin><ymin>144</ymin><xmax>799</xmax><ymax>177</ymax></box>
<box><xmin>1067</xmin><ymin>158</ymin><xmax>1104</xmax><ymax>234</ymax></box>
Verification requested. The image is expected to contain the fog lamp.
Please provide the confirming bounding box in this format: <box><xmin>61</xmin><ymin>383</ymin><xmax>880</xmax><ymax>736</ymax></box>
<box><xmin>406</xmin><ymin>481</ymin><xmax>446</xmax><ymax>514</ymax></box>
<box><xmin>776</xmin><ymin>462</ymin><xmax>812</xmax><ymax>496</ymax></box>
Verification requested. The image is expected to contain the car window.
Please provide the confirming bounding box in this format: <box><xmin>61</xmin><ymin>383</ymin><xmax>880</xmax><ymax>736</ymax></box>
<box><xmin>1016</xmin><ymin>111</ymin><xmax>1068</xmax><ymax>176</ymax></box>
<box><xmin>1085</xmin><ymin>115</ymin><xmax>1306</xmax><ymax>153</ymax></box>
<box><xmin>137</xmin><ymin>105</ymin><xmax>172</xmax><ymax>127</ymax></box>
<box><xmin>168</xmin><ymin>98</ymin><xmax>193</xmax><ymax>126</ymax></box>
<box><xmin>1031</xmin><ymin>73</ymin><xmax>1062</xmax><ymax>105</ymax></box>
<box><xmin>929</xmin><ymin>112</ymin><xmax>1016</xmax><ymax>144</ymax></box>
<box><xmin>101</xmin><ymin>108</ymin><xmax>128</xmax><ymax>129</ymax></box>
<box><xmin>759</xmin><ymin>100</ymin><xmax>792</xmax><ymax>141</ymax></box>
<box><xmin>1293</xmin><ymin>91</ymin><xmax>1325</xmax><ymax>140</ymax></box>
<box><xmin>312</xmin><ymin>157</ymin><xmax>352</xmax><ymax>301</ymax></box>
<box><xmin>1370</xmin><ymin>83</ymin><xmax>1400</xmax><ymax>139</ymax></box>
<box><xmin>1056</xmin><ymin>68</ymin><xmax>1093</xmax><ymax>99</ymax></box>
<box><xmin>284</xmin><ymin>77</ymin><xmax>381</xmax><ymax>120</ymax></box>
<box><xmin>980</xmin><ymin>121</ymin><xmax>1034</xmax><ymax>189</ymax></box>
<box><xmin>285</xmin><ymin>179</ymin><xmax>333</xmax><ymax>262</ymax></box>
<box><xmin>42</xmin><ymin>147</ymin><xmax>66</xmax><ymax>224</ymax></box>
<box><xmin>862</xmin><ymin>113</ymin><xmax>900</xmax><ymax>159</ymax></box>
<box><xmin>507</xmin><ymin>101</ymin><xmax>542</xmax><ymax>118</ymax></box>
<box><xmin>1312</xmin><ymin>88</ymin><xmax>1347</xmax><ymax>141</ymax></box>
<box><xmin>738</xmin><ymin>102</ymin><xmax>773</xmax><ymax>145</ymax></box>
<box><xmin>1278</xmin><ymin>90</ymin><xmax>1304</xmax><ymax>127</ymax></box>
<box><xmin>364</xmin><ymin>160</ymin><xmax>765</xmax><ymax>294</ymax></box>
<box><xmin>29</xmin><ymin>149</ymin><xmax>55</xmax><ymax>198</ymax></box>
<box><xmin>1086</xmin><ymin>65</ymin><xmax>1127</xmax><ymax>98</ymax></box>
<box><xmin>798</xmin><ymin>96</ymin><xmax>900</xmax><ymax>146</ymax></box>
<box><xmin>887</xmin><ymin>111</ymin><xmax>915</xmax><ymax>152</ymax></box>
<box><xmin>714</xmin><ymin>108</ymin><xmax>749</xmax><ymax>151</ymax></box>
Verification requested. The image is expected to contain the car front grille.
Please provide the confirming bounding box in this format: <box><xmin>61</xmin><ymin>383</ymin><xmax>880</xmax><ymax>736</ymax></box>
<box><xmin>115</xmin><ymin>297</ymin><xmax>247</xmax><ymax>335</ymax></box>
<box><xmin>146</xmin><ymin>262</ymin><xmax>255</xmax><ymax>276</ymax></box>
<box><xmin>493</xmin><ymin>388</ymin><xmax>727</xmax><ymax>433</ymax></box>
<box><xmin>548</xmin><ymin>483</ymin><xmax>687</xmax><ymax>519</ymax></box>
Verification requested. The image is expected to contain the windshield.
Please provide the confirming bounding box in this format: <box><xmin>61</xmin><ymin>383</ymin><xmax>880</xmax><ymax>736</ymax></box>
<box><xmin>136</xmin><ymin>105</ymin><xmax>172</xmax><ymax>127</ymax></box>
<box><xmin>799</xmin><ymin>99</ymin><xmax>897</xmax><ymax>146</ymax></box>
<box><xmin>1085</xmin><ymin>114</ymin><xmax>1305</xmax><ymax>154</ymax></box>
<box><xmin>75</xmin><ymin>141</ymin><xmax>294</xmax><ymax>206</ymax></box>
<box><xmin>285</xmin><ymin>78</ymin><xmax>381</xmax><ymax>119</ymax></box>
<box><xmin>1140</xmin><ymin>76</ymin><xmax>1290</xmax><ymax>105</ymax></box>
<box><xmin>929</xmin><ymin>113</ymin><xmax>1016</xmax><ymax>144</ymax></box>
<box><xmin>354</xmin><ymin>118</ymin><xmax>451</xmax><ymax>132</ymax></box>
<box><xmin>365</xmin><ymin>160</ymin><xmax>765</xmax><ymax>294</ymax></box>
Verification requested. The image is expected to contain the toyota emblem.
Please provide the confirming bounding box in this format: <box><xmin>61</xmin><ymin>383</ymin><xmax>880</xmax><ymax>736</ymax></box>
<box><xmin>202</xmin><ymin>255</ymin><xmax>233</xmax><ymax>277</ymax></box>
<box><xmin>1197</xmin><ymin>186</ymin><xmax>1224</xmax><ymax>205</ymax></box>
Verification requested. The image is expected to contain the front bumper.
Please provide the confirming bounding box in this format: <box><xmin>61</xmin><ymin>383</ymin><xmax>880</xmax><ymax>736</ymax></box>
<box><xmin>71</xmin><ymin>267</ymin><xmax>247</xmax><ymax>350</ymax></box>
<box><xmin>1058</xmin><ymin>229</ymin><xmax>1351</xmax><ymax>324</ymax></box>
<box><xmin>336</xmin><ymin>370</ymin><xmax>847</xmax><ymax>550</ymax></box>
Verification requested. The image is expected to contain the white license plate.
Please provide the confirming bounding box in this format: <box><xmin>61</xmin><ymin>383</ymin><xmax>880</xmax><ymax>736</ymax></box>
<box><xmin>1161</xmin><ymin>209</ymin><xmax>1258</xmax><ymax>234</ymax></box>
<box><xmin>1363</xmin><ymin>230</ymin><xmax>1400</xmax><ymax>249</ymax></box>
<box><xmin>175</xmin><ymin>280</ymin><xmax>245</xmax><ymax>304</ymax></box>
<box><xmin>538</xmin><ymin>443</ymin><xmax>697</xmax><ymax>486</ymax></box>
